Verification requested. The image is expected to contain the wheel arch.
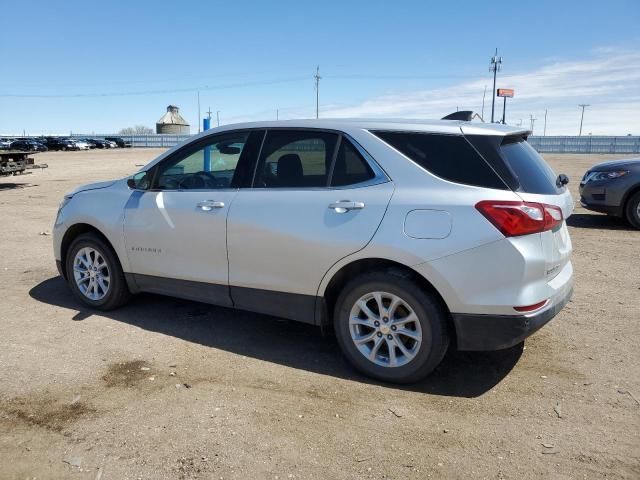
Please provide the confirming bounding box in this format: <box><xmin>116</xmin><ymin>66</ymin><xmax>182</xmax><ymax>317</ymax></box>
<box><xmin>320</xmin><ymin>257</ymin><xmax>452</xmax><ymax>327</ymax></box>
<box><xmin>60</xmin><ymin>223</ymin><xmax>120</xmax><ymax>279</ymax></box>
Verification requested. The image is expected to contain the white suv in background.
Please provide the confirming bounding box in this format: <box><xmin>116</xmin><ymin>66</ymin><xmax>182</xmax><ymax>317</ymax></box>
<box><xmin>53</xmin><ymin>119</ymin><xmax>574</xmax><ymax>383</ymax></box>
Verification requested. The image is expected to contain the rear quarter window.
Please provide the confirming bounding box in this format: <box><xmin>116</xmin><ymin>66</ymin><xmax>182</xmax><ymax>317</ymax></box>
<box><xmin>500</xmin><ymin>138</ymin><xmax>562</xmax><ymax>194</ymax></box>
<box><xmin>371</xmin><ymin>131</ymin><xmax>507</xmax><ymax>190</ymax></box>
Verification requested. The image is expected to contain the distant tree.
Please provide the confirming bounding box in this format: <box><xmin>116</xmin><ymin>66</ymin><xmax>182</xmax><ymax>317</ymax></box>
<box><xmin>118</xmin><ymin>125</ymin><xmax>154</xmax><ymax>135</ymax></box>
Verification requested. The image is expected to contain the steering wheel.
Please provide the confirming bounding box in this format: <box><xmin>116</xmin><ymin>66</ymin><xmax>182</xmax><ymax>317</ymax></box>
<box><xmin>176</xmin><ymin>171</ymin><xmax>218</xmax><ymax>189</ymax></box>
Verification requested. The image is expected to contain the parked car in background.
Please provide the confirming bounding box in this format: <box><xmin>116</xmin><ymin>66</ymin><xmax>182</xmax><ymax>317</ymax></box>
<box><xmin>10</xmin><ymin>140</ymin><xmax>48</xmax><ymax>152</ymax></box>
<box><xmin>105</xmin><ymin>136</ymin><xmax>131</xmax><ymax>148</ymax></box>
<box><xmin>86</xmin><ymin>138</ymin><xmax>109</xmax><ymax>149</ymax></box>
<box><xmin>0</xmin><ymin>138</ymin><xmax>15</xmax><ymax>150</ymax></box>
<box><xmin>105</xmin><ymin>140</ymin><xmax>118</xmax><ymax>148</ymax></box>
<box><xmin>47</xmin><ymin>138</ymin><xmax>80</xmax><ymax>151</ymax></box>
<box><xmin>580</xmin><ymin>158</ymin><xmax>640</xmax><ymax>229</ymax></box>
<box><xmin>73</xmin><ymin>139</ymin><xmax>91</xmax><ymax>151</ymax></box>
<box><xmin>53</xmin><ymin>119</ymin><xmax>574</xmax><ymax>384</ymax></box>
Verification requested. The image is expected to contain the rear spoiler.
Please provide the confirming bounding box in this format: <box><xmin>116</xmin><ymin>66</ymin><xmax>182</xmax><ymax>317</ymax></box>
<box><xmin>441</xmin><ymin>110</ymin><xmax>479</xmax><ymax>121</ymax></box>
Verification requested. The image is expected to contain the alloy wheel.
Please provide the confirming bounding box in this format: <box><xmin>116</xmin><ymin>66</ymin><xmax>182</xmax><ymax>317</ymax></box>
<box><xmin>72</xmin><ymin>247</ymin><xmax>110</xmax><ymax>301</ymax></box>
<box><xmin>349</xmin><ymin>291</ymin><xmax>423</xmax><ymax>367</ymax></box>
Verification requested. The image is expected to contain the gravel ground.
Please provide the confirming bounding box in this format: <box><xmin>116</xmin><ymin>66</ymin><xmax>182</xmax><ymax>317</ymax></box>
<box><xmin>0</xmin><ymin>148</ymin><xmax>638</xmax><ymax>480</ymax></box>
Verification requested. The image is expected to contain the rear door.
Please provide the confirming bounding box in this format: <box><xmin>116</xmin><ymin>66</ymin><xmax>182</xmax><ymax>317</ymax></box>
<box><xmin>226</xmin><ymin>129</ymin><xmax>394</xmax><ymax>321</ymax></box>
<box><xmin>499</xmin><ymin>137</ymin><xmax>573</xmax><ymax>280</ymax></box>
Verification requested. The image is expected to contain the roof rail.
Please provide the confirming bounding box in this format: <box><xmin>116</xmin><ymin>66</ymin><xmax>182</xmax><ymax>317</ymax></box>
<box><xmin>441</xmin><ymin>111</ymin><xmax>484</xmax><ymax>122</ymax></box>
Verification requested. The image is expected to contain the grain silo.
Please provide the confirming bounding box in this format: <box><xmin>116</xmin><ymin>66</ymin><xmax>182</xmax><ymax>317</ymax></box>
<box><xmin>156</xmin><ymin>105</ymin><xmax>190</xmax><ymax>134</ymax></box>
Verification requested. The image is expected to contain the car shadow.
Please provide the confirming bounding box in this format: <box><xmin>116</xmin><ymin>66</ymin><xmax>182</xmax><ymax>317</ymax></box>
<box><xmin>567</xmin><ymin>213</ymin><xmax>631</xmax><ymax>230</ymax></box>
<box><xmin>29</xmin><ymin>276</ymin><xmax>523</xmax><ymax>398</ymax></box>
<box><xmin>0</xmin><ymin>182</ymin><xmax>32</xmax><ymax>191</ymax></box>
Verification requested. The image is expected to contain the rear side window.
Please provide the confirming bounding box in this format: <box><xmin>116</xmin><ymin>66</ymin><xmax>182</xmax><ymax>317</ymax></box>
<box><xmin>330</xmin><ymin>139</ymin><xmax>375</xmax><ymax>186</ymax></box>
<box><xmin>372</xmin><ymin>131</ymin><xmax>507</xmax><ymax>190</ymax></box>
<box><xmin>254</xmin><ymin>130</ymin><xmax>339</xmax><ymax>188</ymax></box>
<box><xmin>500</xmin><ymin>138</ymin><xmax>561</xmax><ymax>194</ymax></box>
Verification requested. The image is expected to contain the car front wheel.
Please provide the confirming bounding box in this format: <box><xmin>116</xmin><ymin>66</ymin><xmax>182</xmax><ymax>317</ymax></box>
<box><xmin>625</xmin><ymin>191</ymin><xmax>640</xmax><ymax>229</ymax></box>
<box><xmin>334</xmin><ymin>270</ymin><xmax>449</xmax><ymax>384</ymax></box>
<box><xmin>65</xmin><ymin>233</ymin><xmax>131</xmax><ymax>310</ymax></box>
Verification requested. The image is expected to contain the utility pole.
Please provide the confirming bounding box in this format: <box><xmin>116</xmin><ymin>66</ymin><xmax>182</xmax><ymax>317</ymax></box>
<box><xmin>543</xmin><ymin>109</ymin><xmax>548</xmax><ymax>136</ymax></box>
<box><xmin>314</xmin><ymin>65</ymin><xmax>321</xmax><ymax>119</ymax></box>
<box><xmin>481</xmin><ymin>85</ymin><xmax>487</xmax><ymax>121</ymax></box>
<box><xmin>489</xmin><ymin>49</ymin><xmax>502</xmax><ymax>123</ymax></box>
<box><xmin>216</xmin><ymin>111</ymin><xmax>220</xmax><ymax>127</ymax></box>
<box><xmin>197</xmin><ymin>91</ymin><xmax>201</xmax><ymax>133</ymax></box>
<box><xmin>529</xmin><ymin>114</ymin><xmax>536</xmax><ymax>134</ymax></box>
<box><xmin>578</xmin><ymin>104</ymin><xmax>590</xmax><ymax>136</ymax></box>
<box><xmin>276</xmin><ymin>109</ymin><xmax>279</xmax><ymax>120</ymax></box>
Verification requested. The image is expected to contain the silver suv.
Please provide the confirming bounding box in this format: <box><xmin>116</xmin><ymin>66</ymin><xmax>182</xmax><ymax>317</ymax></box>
<box><xmin>53</xmin><ymin>119</ymin><xmax>574</xmax><ymax>383</ymax></box>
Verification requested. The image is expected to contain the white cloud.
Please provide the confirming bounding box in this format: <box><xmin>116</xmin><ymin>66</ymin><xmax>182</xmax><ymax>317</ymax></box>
<box><xmin>320</xmin><ymin>50</ymin><xmax>640</xmax><ymax>135</ymax></box>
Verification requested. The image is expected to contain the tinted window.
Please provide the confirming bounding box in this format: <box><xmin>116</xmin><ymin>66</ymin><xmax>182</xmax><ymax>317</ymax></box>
<box><xmin>372</xmin><ymin>131</ymin><xmax>507</xmax><ymax>189</ymax></box>
<box><xmin>331</xmin><ymin>139</ymin><xmax>375</xmax><ymax>186</ymax></box>
<box><xmin>500</xmin><ymin>138</ymin><xmax>561</xmax><ymax>194</ymax></box>
<box><xmin>154</xmin><ymin>132</ymin><xmax>249</xmax><ymax>190</ymax></box>
<box><xmin>254</xmin><ymin>130</ymin><xmax>338</xmax><ymax>188</ymax></box>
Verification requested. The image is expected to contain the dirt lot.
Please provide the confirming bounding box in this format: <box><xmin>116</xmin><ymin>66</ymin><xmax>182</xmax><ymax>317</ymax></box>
<box><xmin>0</xmin><ymin>148</ymin><xmax>638</xmax><ymax>479</ymax></box>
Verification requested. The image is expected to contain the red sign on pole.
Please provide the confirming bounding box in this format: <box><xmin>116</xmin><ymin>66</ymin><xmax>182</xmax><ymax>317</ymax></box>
<box><xmin>497</xmin><ymin>88</ymin><xmax>514</xmax><ymax>98</ymax></box>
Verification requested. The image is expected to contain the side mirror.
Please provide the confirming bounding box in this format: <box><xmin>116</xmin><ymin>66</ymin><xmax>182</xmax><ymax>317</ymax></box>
<box><xmin>127</xmin><ymin>171</ymin><xmax>151</xmax><ymax>190</ymax></box>
<box><xmin>557</xmin><ymin>173</ymin><xmax>569</xmax><ymax>187</ymax></box>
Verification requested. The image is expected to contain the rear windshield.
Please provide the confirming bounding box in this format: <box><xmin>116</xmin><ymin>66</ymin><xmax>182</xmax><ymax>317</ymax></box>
<box><xmin>371</xmin><ymin>131</ymin><xmax>507</xmax><ymax>190</ymax></box>
<box><xmin>500</xmin><ymin>138</ymin><xmax>561</xmax><ymax>194</ymax></box>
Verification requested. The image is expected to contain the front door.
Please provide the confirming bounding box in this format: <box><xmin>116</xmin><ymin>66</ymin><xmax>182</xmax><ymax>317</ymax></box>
<box><xmin>123</xmin><ymin>131</ymin><xmax>255</xmax><ymax>305</ymax></box>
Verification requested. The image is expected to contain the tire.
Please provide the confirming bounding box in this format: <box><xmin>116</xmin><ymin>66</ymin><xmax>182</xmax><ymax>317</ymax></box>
<box><xmin>624</xmin><ymin>191</ymin><xmax>640</xmax><ymax>229</ymax></box>
<box><xmin>333</xmin><ymin>270</ymin><xmax>449</xmax><ymax>384</ymax></box>
<box><xmin>65</xmin><ymin>233</ymin><xmax>131</xmax><ymax>310</ymax></box>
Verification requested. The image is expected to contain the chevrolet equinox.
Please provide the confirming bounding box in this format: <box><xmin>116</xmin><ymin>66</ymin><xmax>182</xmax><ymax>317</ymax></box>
<box><xmin>53</xmin><ymin>119</ymin><xmax>574</xmax><ymax>383</ymax></box>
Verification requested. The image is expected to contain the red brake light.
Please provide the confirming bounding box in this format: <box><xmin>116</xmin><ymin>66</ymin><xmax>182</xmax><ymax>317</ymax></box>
<box><xmin>475</xmin><ymin>200</ymin><xmax>564</xmax><ymax>237</ymax></box>
<box><xmin>514</xmin><ymin>300</ymin><xmax>548</xmax><ymax>312</ymax></box>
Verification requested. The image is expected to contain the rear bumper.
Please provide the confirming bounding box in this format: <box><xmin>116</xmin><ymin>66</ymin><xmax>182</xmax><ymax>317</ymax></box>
<box><xmin>452</xmin><ymin>285</ymin><xmax>573</xmax><ymax>351</ymax></box>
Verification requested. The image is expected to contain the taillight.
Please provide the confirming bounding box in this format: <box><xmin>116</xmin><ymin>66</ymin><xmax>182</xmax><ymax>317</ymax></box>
<box><xmin>475</xmin><ymin>200</ymin><xmax>563</xmax><ymax>237</ymax></box>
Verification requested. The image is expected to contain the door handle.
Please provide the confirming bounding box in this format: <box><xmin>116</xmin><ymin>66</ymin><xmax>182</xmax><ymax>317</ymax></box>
<box><xmin>196</xmin><ymin>200</ymin><xmax>225</xmax><ymax>211</ymax></box>
<box><xmin>328</xmin><ymin>200</ymin><xmax>365</xmax><ymax>213</ymax></box>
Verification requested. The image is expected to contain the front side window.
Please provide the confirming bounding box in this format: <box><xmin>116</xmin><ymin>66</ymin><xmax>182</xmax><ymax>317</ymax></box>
<box><xmin>254</xmin><ymin>130</ymin><xmax>339</xmax><ymax>188</ymax></box>
<box><xmin>153</xmin><ymin>132</ymin><xmax>249</xmax><ymax>190</ymax></box>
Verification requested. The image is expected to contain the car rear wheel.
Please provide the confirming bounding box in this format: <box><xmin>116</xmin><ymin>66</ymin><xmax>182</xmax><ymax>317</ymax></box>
<box><xmin>334</xmin><ymin>270</ymin><xmax>449</xmax><ymax>384</ymax></box>
<box><xmin>625</xmin><ymin>191</ymin><xmax>640</xmax><ymax>229</ymax></box>
<box><xmin>65</xmin><ymin>233</ymin><xmax>131</xmax><ymax>310</ymax></box>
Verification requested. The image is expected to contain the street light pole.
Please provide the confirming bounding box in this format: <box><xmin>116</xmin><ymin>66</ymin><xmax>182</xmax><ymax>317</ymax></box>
<box><xmin>578</xmin><ymin>104</ymin><xmax>590</xmax><ymax>136</ymax></box>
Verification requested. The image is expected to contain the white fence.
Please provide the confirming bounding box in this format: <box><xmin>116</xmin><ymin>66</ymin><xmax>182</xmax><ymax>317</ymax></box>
<box><xmin>528</xmin><ymin>136</ymin><xmax>640</xmax><ymax>154</ymax></box>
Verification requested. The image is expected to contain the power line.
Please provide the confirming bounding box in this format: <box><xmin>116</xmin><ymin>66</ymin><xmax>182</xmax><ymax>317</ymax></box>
<box><xmin>0</xmin><ymin>76</ymin><xmax>310</xmax><ymax>99</ymax></box>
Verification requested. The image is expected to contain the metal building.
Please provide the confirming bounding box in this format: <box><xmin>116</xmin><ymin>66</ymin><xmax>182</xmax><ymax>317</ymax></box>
<box><xmin>156</xmin><ymin>105</ymin><xmax>190</xmax><ymax>134</ymax></box>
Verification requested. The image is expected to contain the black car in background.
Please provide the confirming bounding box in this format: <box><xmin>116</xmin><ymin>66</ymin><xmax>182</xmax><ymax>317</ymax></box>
<box><xmin>10</xmin><ymin>140</ymin><xmax>48</xmax><ymax>152</ymax></box>
<box><xmin>91</xmin><ymin>139</ymin><xmax>111</xmax><ymax>149</ymax></box>
<box><xmin>580</xmin><ymin>158</ymin><xmax>640</xmax><ymax>229</ymax></box>
<box><xmin>105</xmin><ymin>136</ymin><xmax>131</xmax><ymax>148</ymax></box>
<box><xmin>47</xmin><ymin>138</ymin><xmax>80</xmax><ymax>151</ymax></box>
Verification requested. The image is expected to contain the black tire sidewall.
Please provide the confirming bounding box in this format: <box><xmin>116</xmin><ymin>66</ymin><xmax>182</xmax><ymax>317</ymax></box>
<box><xmin>334</xmin><ymin>273</ymin><xmax>448</xmax><ymax>384</ymax></box>
<box><xmin>65</xmin><ymin>234</ymin><xmax>124</xmax><ymax>309</ymax></box>
<box><xmin>625</xmin><ymin>191</ymin><xmax>640</xmax><ymax>229</ymax></box>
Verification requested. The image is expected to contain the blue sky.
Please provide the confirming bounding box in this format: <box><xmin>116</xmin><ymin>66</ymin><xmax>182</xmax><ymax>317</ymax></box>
<box><xmin>1</xmin><ymin>0</ymin><xmax>639</xmax><ymax>135</ymax></box>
